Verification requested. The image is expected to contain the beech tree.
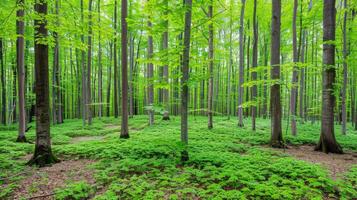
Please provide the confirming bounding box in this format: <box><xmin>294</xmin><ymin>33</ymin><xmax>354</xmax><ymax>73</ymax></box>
<box><xmin>121</xmin><ymin>0</ymin><xmax>129</xmax><ymax>139</ymax></box>
<box><xmin>28</xmin><ymin>0</ymin><xmax>58</xmax><ymax>167</ymax></box>
<box><xmin>181</xmin><ymin>0</ymin><xmax>192</xmax><ymax>162</ymax></box>
<box><xmin>315</xmin><ymin>0</ymin><xmax>343</xmax><ymax>154</ymax></box>
<box><xmin>270</xmin><ymin>0</ymin><xmax>283</xmax><ymax>148</ymax></box>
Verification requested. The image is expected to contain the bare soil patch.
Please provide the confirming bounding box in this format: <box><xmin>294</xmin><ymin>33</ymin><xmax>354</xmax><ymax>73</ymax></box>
<box><xmin>70</xmin><ymin>135</ymin><xmax>106</xmax><ymax>143</ymax></box>
<box><xmin>12</xmin><ymin>159</ymin><xmax>96</xmax><ymax>200</ymax></box>
<box><xmin>270</xmin><ymin>145</ymin><xmax>357</xmax><ymax>179</ymax></box>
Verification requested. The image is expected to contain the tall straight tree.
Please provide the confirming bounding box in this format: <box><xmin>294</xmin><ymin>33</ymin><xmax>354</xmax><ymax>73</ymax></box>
<box><xmin>208</xmin><ymin>0</ymin><xmax>214</xmax><ymax>129</ymax></box>
<box><xmin>98</xmin><ymin>0</ymin><xmax>103</xmax><ymax>119</ymax></box>
<box><xmin>147</xmin><ymin>0</ymin><xmax>154</xmax><ymax>125</ymax></box>
<box><xmin>16</xmin><ymin>0</ymin><xmax>27</xmax><ymax>142</ymax></box>
<box><xmin>251</xmin><ymin>0</ymin><xmax>258</xmax><ymax>131</ymax></box>
<box><xmin>238</xmin><ymin>0</ymin><xmax>245</xmax><ymax>127</ymax></box>
<box><xmin>290</xmin><ymin>0</ymin><xmax>299</xmax><ymax>136</ymax></box>
<box><xmin>162</xmin><ymin>0</ymin><xmax>170</xmax><ymax>120</ymax></box>
<box><xmin>270</xmin><ymin>0</ymin><xmax>284</xmax><ymax>148</ymax></box>
<box><xmin>120</xmin><ymin>0</ymin><xmax>129</xmax><ymax>138</ymax></box>
<box><xmin>87</xmin><ymin>0</ymin><xmax>93</xmax><ymax>125</ymax></box>
<box><xmin>28</xmin><ymin>0</ymin><xmax>58</xmax><ymax>166</ymax></box>
<box><xmin>80</xmin><ymin>0</ymin><xmax>87</xmax><ymax>126</ymax></box>
<box><xmin>341</xmin><ymin>0</ymin><xmax>348</xmax><ymax>135</ymax></box>
<box><xmin>0</xmin><ymin>38</ymin><xmax>5</xmax><ymax>125</ymax></box>
<box><xmin>113</xmin><ymin>0</ymin><xmax>119</xmax><ymax>118</ymax></box>
<box><xmin>315</xmin><ymin>0</ymin><xmax>343</xmax><ymax>153</ymax></box>
<box><xmin>181</xmin><ymin>0</ymin><xmax>192</xmax><ymax>162</ymax></box>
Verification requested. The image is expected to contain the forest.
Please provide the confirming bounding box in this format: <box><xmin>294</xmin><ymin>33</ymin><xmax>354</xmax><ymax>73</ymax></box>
<box><xmin>0</xmin><ymin>0</ymin><xmax>357</xmax><ymax>199</ymax></box>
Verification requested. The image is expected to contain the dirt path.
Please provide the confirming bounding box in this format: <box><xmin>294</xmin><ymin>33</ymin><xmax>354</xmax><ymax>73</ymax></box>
<box><xmin>271</xmin><ymin>145</ymin><xmax>357</xmax><ymax>179</ymax></box>
<box><xmin>12</xmin><ymin>159</ymin><xmax>96</xmax><ymax>200</ymax></box>
<box><xmin>70</xmin><ymin>135</ymin><xmax>106</xmax><ymax>143</ymax></box>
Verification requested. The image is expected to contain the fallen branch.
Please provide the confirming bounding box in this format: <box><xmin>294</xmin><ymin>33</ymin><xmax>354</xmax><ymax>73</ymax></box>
<box><xmin>26</xmin><ymin>193</ymin><xmax>55</xmax><ymax>200</ymax></box>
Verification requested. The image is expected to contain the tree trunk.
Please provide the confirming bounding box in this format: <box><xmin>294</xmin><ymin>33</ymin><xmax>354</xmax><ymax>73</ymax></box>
<box><xmin>0</xmin><ymin>38</ymin><xmax>5</xmax><ymax>125</ymax></box>
<box><xmin>80</xmin><ymin>0</ymin><xmax>87</xmax><ymax>126</ymax></box>
<box><xmin>238</xmin><ymin>0</ymin><xmax>245</xmax><ymax>127</ymax></box>
<box><xmin>147</xmin><ymin>4</ymin><xmax>154</xmax><ymax>125</ymax></box>
<box><xmin>114</xmin><ymin>0</ymin><xmax>119</xmax><ymax>118</ymax></box>
<box><xmin>290</xmin><ymin>0</ymin><xmax>299</xmax><ymax>136</ymax></box>
<box><xmin>315</xmin><ymin>0</ymin><xmax>343</xmax><ymax>154</ymax></box>
<box><xmin>162</xmin><ymin>0</ymin><xmax>170</xmax><ymax>121</ymax></box>
<box><xmin>120</xmin><ymin>0</ymin><xmax>129</xmax><ymax>138</ymax></box>
<box><xmin>98</xmin><ymin>0</ymin><xmax>102</xmax><ymax>119</ymax></box>
<box><xmin>28</xmin><ymin>0</ymin><xmax>58</xmax><ymax>167</ymax></box>
<box><xmin>341</xmin><ymin>0</ymin><xmax>348</xmax><ymax>135</ymax></box>
<box><xmin>107</xmin><ymin>42</ymin><xmax>113</xmax><ymax>117</ymax></box>
<box><xmin>16</xmin><ymin>0</ymin><xmax>27</xmax><ymax>142</ymax></box>
<box><xmin>270</xmin><ymin>0</ymin><xmax>284</xmax><ymax>148</ymax></box>
<box><xmin>181</xmin><ymin>0</ymin><xmax>192</xmax><ymax>162</ymax></box>
<box><xmin>86</xmin><ymin>0</ymin><xmax>93</xmax><ymax>125</ymax></box>
<box><xmin>251</xmin><ymin>0</ymin><xmax>258</xmax><ymax>131</ymax></box>
<box><xmin>208</xmin><ymin>0</ymin><xmax>214</xmax><ymax>129</ymax></box>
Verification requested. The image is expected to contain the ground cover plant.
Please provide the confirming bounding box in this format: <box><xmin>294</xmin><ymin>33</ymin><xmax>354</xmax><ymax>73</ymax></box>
<box><xmin>1</xmin><ymin>116</ymin><xmax>356</xmax><ymax>199</ymax></box>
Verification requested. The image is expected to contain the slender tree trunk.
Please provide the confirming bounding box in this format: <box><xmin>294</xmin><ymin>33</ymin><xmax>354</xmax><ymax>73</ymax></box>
<box><xmin>0</xmin><ymin>38</ymin><xmax>5</xmax><ymax>125</ymax></box>
<box><xmin>16</xmin><ymin>0</ymin><xmax>27</xmax><ymax>142</ymax></box>
<box><xmin>80</xmin><ymin>0</ymin><xmax>87</xmax><ymax>126</ymax></box>
<box><xmin>98</xmin><ymin>0</ymin><xmax>102</xmax><ymax>119</ymax></box>
<box><xmin>107</xmin><ymin>42</ymin><xmax>113</xmax><ymax>117</ymax></box>
<box><xmin>270</xmin><ymin>0</ymin><xmax>284</xmax><ymax>148</ymax></box>
<box><xmin>181</xmin><ymin>0</ymin><xmax>192</xmax><ymax>162</ymax></box>
<box><xmin>162</xmin><ymin>0</ymin><xmax>170</xmax><ymax>120</ymax></box>
<box><xmin>208</xmin><ymin>0</ymin><xmax>214</xmax><ymax>129</ymax></box>
<box><xmin>129</xmin><ymin>34</ymin><xmax>134</xmax><ymax>118</ymax></box>
<box><xmin>341</xmin><ymin>0</ymin><xmax>348</xmax><ymax>135</ymax></box>
<box><xmin>315</xmin><ymin>0</ymin><xmax>343</xmax><ymax>154</ymax></box>
<box><xmin>147</xmin><ymin>4</ymin><xmax>154</xmax><ymax>125</ymax></box>
<box><xmin>120</xmin><ymin>0</ymin><xmax>129</xmax><ymax>138</ymax></box>
<box><xmin>114</xmin><ymin>0</ymin><xmax>119</xmax><ymax>118</ymax></box>
<box><xmin>238</xmin><ymin>0</ymin><xmax>245</xmax><ymax>127</ymax></box>
<box><xmin>28</xmin><ymin>0</ymin><xmax>58</xmax><ymax>167</ymax></box>
<box><xmin>251</xmin><ymin>0</ymin><xmax>258</xmax><ymax>131</ymax></box>
<box><xmin>227</xmin><ymin>3</ymin><xmax>233</xmax><ymax>120</ymax></box>
<box><xmin>87</xmin><ymin>0</ymin><xmax>93</xmax><ymax>125</ymax></box>
<box><xmin>290</xmin><ymin>0</ymin><xmax>299</xmax><ymax>136</ymax></box>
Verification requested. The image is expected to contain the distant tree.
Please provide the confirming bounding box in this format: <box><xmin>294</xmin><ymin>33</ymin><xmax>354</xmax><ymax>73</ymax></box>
<box><xmin>27</xmin><ymin>0</ymin><xmax>58</xmax><ymax>167</ymax></box>
<box><xmin>315</xmin><ymin>0</ymin><xmax>343</xmax><ymax>154</ymax></box>
<box><xmin>270</xmin><ymin>0</ymin><xmax>284</xmax><ymax>148</ymax></box>
<box><xmin>341</xmin><ymin>0</ymin><xmax>348</xmax><ymax>135</ymax></box>
<box><xmin>162</xmin><ymin>0</ymin><xmax>170</xmax><ymax>121</ymax></box>
<box><xmin>0</xmin><ymin>38</ymin><xmax>4</xmax><ymax>125</ymax></box>
<box><xmin>181</xmin><ymin>0</ymin><xmax>192</xmax><ymax>162</ymax></box>
<box><xmin>87</xmin><ymin>0</ymin><xmax>93</xmax><ymax>125</ymax></box>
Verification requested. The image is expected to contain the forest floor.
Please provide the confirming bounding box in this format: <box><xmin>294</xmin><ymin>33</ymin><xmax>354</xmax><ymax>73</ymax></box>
<box><xmin>0</xmin><ymin>116</ymin><xmax>356</xmax><ymax>199</ymax></box>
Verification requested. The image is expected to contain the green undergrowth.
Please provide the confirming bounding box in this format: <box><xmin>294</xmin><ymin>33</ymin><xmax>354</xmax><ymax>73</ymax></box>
<box><xmin>1</xmin><ymin>116</ymin><xmax>357</xmax><ymax>199</ymax></box>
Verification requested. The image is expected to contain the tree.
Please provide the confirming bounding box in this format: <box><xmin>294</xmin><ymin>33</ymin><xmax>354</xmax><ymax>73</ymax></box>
<box><xmin>80</xmin><ymin>0</ymin><xmax>87</xmax><ymax>126</ymax></box>
<box><xmin>147</xmin><ymin>0</ymin><xmax>154</xmax><ymax>126</ymax></box>
<box><xmin>208</xmin><ymin>0</ymin><xmax>214</xmax><ymax>129</ymax></box>
<box><xmin>27</xmin><ymin>0</ymin><xmax>58</xmax><ymax>167</ymax></box>
<box><xmin>16</xmin><ymin>0</ymin><xmax>27</xmax><ymax>142</ymax></box>
<box><xmin>290</xmin><ymin>0</ymin><xmax>299</xmax><ymax>136</ymax></box>
<box><xmin>114</xmin><ymin>0</ymin><xmax>119</xmax><ymax>118</ymax></box>
<box><xmin>270</xmin><ymin>0</ymin><xmax>284</xmax><ymax>148</ymax></box>
<box><xmin>98</xmin><ymin>0</ymin><xmax>103</xmax><ymax>119</ymax></box>
<box><xmin>162</xmin><ymin>0</ymin><xmax>170</xmax><ymax>121</ymax></box>
<box><xmin>341</xmin><ymin>0</ymin><xmax>348</xmax><ymax>135</ymax></box>
<box><xmin>86</xmin><ymin>0</ymin><xmax>93</xmax><ymax>125</ymax></box>
<box><xmin>315</xmin><ymin>0</ymin><xmax>343</xmax><ymax>154</ymax></box>
<box><xmin>251</xmin><ymin>0</ymin><xmax>258</xmax><ymax>131</ymax></box>
<box><xmin>0</xmin><ymin>38</ymin><xmax>5</xmax><ymax>126</ymax></box>
<box><xmin>238</xmin><ymin>0</ymin><xmax>245</xmax><ymax>127</ymax></box>
<box><xmin>181</xmin><ymin>0</ymin><xmax>192</xmax><ymax>162</ymax></box>
<box><xmin>121</xmin><ymin>0</ymin><xmax>129</xmax><ymax>139</ymax></box>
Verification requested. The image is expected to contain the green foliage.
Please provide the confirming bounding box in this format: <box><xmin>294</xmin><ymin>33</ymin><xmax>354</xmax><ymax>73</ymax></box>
<box><xmin>1</xmin><ymin>116</ymin><xmax>357</xmax><ymax>199</ymax></box>
<box><xmin>54</xmin><ymin>181</ymin><xmax>94</xmax><ymax>200</ymax></box>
